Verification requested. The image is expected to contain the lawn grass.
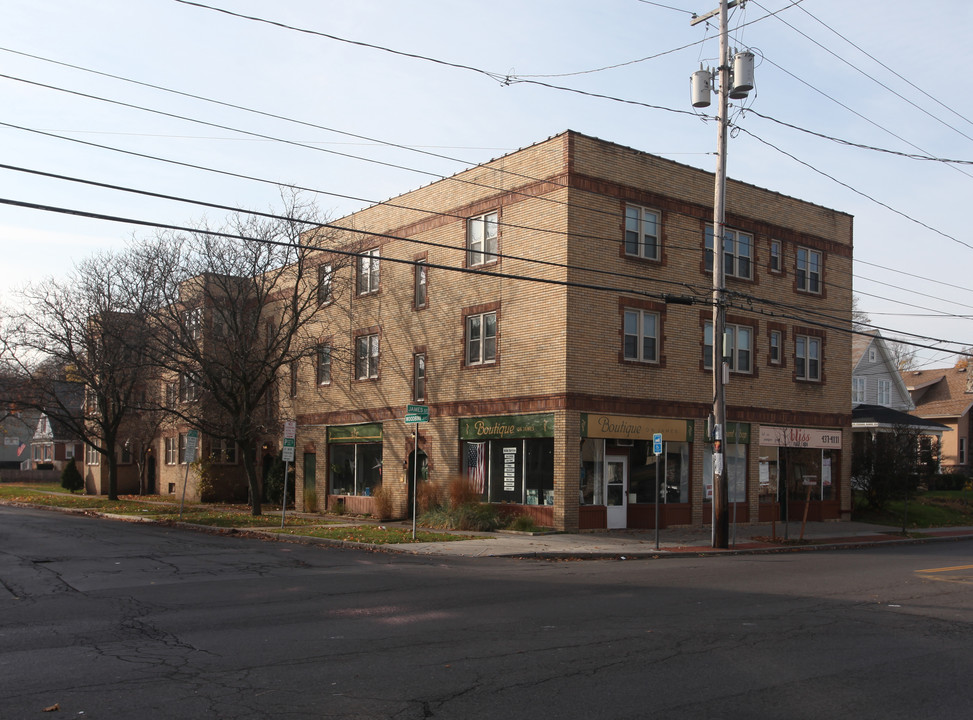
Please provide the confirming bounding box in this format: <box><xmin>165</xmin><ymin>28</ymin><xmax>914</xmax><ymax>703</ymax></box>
<box><xmin>0</xmin><ymin>484</ymin><xmax>472</xmax><ymax>541</ymax></box>
<box><xmin>854</xmin><ymin>490</ymin><xmax>973</xmax><ymax>529</ymax></box>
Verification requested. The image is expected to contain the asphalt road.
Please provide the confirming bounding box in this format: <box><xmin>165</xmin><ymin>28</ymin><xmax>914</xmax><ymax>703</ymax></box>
<box><xmin>1</xmin><ymin>505</ymin><xmax>971</xmax><ymax>719</ymax></box>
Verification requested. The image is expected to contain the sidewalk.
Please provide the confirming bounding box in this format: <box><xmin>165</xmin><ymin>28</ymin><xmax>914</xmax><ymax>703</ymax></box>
<box><xmin>370</xmin><ymin>520</ymin><xmax>973</xmax><ymax>559</ymax></box>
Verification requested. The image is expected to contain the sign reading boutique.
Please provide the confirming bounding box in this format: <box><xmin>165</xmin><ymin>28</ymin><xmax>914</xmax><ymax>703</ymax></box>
<box><xmin>758</xmin><ymin>426</ymin><xmax>842</xmax><ymax>449</ymax></box>
<box><xmin>581</xmin><ymin>413</ymin><xmax>693</xmax><ymax>442</ymax></box>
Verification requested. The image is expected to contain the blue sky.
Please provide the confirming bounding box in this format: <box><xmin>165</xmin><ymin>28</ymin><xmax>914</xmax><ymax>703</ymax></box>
<box><xmin>2</xmin><ymin>0</ymin><xmax>971</xmax><ymax>368</ymax></box>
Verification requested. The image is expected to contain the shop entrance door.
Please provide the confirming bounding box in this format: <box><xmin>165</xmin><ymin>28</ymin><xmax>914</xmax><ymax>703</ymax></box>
<box><xmin>605</xmin><ymin>455</ymin><xmax>628</xmax><ymax>529</ymax></box>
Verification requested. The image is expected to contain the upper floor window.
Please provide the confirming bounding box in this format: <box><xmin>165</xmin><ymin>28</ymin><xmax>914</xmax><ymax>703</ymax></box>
<box><xmin>317</xmin><ymin>344</ymin><xmax>332</xmax><ymax>386</ymax></box>
<box><xmin>704</xmin><ymin>322</ymin><xmax>752</xmax><ymax>373</ymax></box>
<box><xmin>414</xmin><ymin>259</ymin><xmax>428</xmax><ymax>309</ymax></box>
<box><xmin>355</xmin><ymin>333</ymin><xmax>379</xmax><ymax>380</ymax></box>
<box><xmin>179</xmin><ymin>373</ymin><xmax>199</xmax><ymax>403</ymax></box>
<box><xmin>183</xmin><ymin>307</ymin><xmax>203</xmax><ymax>341</ymax></box>
<box><xmin>467</xmin><ymin>211</ymin><xmax>498</xmax><ymax>267</ymax></box>
<box><xmin>466</xmin><ymin>312</ymin><xmax>497</xmax><ymax>366</ymax></box>
<box><xmin>86</xmin><ymin>445</ymin><xmax>100</xmax><ymax>466</ymax></box>
<box><xmin>413</xmin><ymin>353</ymin><xmax>426</xmax><ymax>402</ymax></box>
<box><xmin>770</xmin><ymin>240</ymin><xmax>782</xmax><ymax>272</ymax></box>
<box><xmin>796</xmin><ymin>247</ymin><xmax>822</xmax><ymax>293</ymax></box>
<box><xmin>318</xmin><ymin>263</ymin><xmax>333</xmax><ymax>305</ymax></box>
<box><xmin>877</xmin><ymin>379</ymin><xmax>891</xmax><ymax>406</ymax></box>
<box><xmin>852</xmin><ymin>376</ymin><xmax>866</xmax><ymax>404</ymax></box>
<box><xmin>624</xmin><ymin>205</ymin><xmax>660</xmax><ymax>261</ymax></box>
<box><xmin>705</xmin><ymin>226</ymin><xmax>752</xmax><ymax>279</ymax></box>
<box><xmin>358</xmin><ymin>249</ymin><xmax>380</xmax><ymax>295</ymax></box>
<box><xmin>623</xmin><ymin>309</ymin><xmax>659</xmax><ymax>364</ymax></box>
<box><xmin>796</xmin><ymin>334</ymin><xmax>821</xmax><ymax>381</ymax></box>
<box><xmin>770</xmin><ymin>330</ymin><xmax>782</xmax><ymax>364</ymax></box>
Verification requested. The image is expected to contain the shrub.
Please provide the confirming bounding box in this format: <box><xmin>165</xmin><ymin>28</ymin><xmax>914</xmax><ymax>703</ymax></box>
<box><xmin>263</xmin><ymin>455</ymin><xmax>295</xmax><ymax>507</ymax></box>
<box><xmin>372</xmin><ymin>484</ymin><xmax>394</xmax><ymax>520</ymax></box>
<box><xmin>505</xmin><ymin>514</ymin><xmax>538</xmax><ymax>532</ymax></box>
<box><xmin>60</xmin><ymin>461</ymin><xmax>84</xmax><ymax>494</ymax></box>
<box><xmin>447</xmin><ymin>476</ymin><xmax>479</xmax><ymax>508</ymax></box>
<box><xmin>416</xmin><ymin>480</ymin><xmax>442</xmax><ymax>514</ymax></box>
<box><xmin>332</xmin><ymin>499</ymin><xmax>347</xmax><ymax>515</ymax></box>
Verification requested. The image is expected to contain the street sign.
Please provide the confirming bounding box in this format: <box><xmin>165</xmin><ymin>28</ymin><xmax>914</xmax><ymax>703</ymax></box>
<box><xmin>184</xmin><ymin>429</ymin><xmax>199</xmax><ymax>464</ymax></box>
<box><xmin>653</xmin><ymin>432</ymin><xmax>663</xmax><ymax>456</ymax></box>
<box><xmin>405</xmin><ymin>404</ymin><xmax>429</xmax><ymax>424</ymax></box>
<box><xmin>282</xmin><ymin>420</ymin><xmax>297</xmax><ymax>462</ymax></box>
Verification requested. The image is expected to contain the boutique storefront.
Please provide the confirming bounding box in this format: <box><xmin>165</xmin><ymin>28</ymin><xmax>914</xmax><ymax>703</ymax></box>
<box><xmin>579</xmin><ymin>413</ymin><xmax>695</xmax><ymax>530</ymax></box>
<box><xmin>460</xmin><ymin>413</ymin><xmax>555</xmax><ymax>524</ymax></box>
<box><xmin>326</xmin><ymin>422</ymin><xmax>384</xmax><ymax>514</ymax></box>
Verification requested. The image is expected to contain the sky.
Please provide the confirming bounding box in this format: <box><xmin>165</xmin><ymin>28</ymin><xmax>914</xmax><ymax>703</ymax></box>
<box><xmin>2</xmin><ymin>0</ymin><xmax>972</xmax><ymax>370</ymax></box>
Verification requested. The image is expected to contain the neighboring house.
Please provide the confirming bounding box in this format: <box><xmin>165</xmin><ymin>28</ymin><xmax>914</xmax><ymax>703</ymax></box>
<box><xmin>903</xmin><ymin>364</ymin><xmax>973</xmax><ymax>473</ymax></box>
<box><xmin>280</xmin><ymin>130</ymin><xmax>855</xmax><ymax>531</ymax></box>
<box><xmin>0</xmin><ymin>407</ymin><xmax>42</xmax><ymax>471</ymax></box>
<box><xmin>31</xmin><ymin>411</ymin><xmax>83</xmax><ymax>472</ymax></box>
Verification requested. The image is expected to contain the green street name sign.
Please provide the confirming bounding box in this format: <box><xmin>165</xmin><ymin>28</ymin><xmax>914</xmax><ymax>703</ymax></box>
<box><xmin>405</xmin><ymin>404</ymin><xmax>429</xmax><ymax>424</ymax></box>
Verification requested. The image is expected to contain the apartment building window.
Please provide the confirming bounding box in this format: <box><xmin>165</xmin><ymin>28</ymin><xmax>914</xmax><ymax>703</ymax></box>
<box><xmin>357</xmin><ymin>249</ymin><xmax>380</xmax><ymax>295</ymax></box>
<box><xmin>183</xmin><ymin>307</ymin><xmax>203</xmax><ymax>341</ymax></box>
<box><xmin>413</xmin><ymin>352</ymin><xmax>426</xmax><ymax>402</ymax></box>
<box><xmin>86</xmin><ymin>445</ymin><xmax>100</xmax><ymax>466</ymax></box>
<box><xmin>796</xmin><ymin>334</ymin><xmax>821</xmax><ymax>381</ymax></box>
<box><xmin>178</xmin><ymin>432</ymin><xmax>189</xmax><ymax>464</ymax></box>
<box><xmin>877</xmin><ymin>379</ymin><xmax>891</xmax><ymax>406</ymax></box>
<box><xmin>796</xmin><ymin>247</ymin><xmax>822</xmax><ymax>293</ymax></box>
<box><xmin>355</xmin><ymin>333</ymin><xmax>379</xmax><ymax>379</ymax></box>
<box><xmin>705</xmin><ymin>226</ymin><xmax>752</xmax><ymax>279</ymax></box>
<box><xmin>770</xmin><ymin>240</ymin><xmax>782</xmax><ymax>272</ymax></box>
<box><xmin>770</xmin><ymin>330</ymin><xmax>782</xmax><ymax>364</ymax></box>
<box><xmin>211</xmin><ymin>439</ymin><xmax>237</xmax><ymax>465</ymax></box>
<box><xmin>120</xmin><ymin>443</ymin><xmax>133</xmax><ymax>464</ymax></box>
<box><xmin>414</xmin><ymin>259</ymin><xmax>428</xmax><ymax>309</ymax></box>
<box><xmin>852</xmin><ymin>377</ymin><xmax>866</xmax><ymax>404</ymax></box>
<box><xmin>165</xmin><ymin>437</ymin><xmax>178</xmax><ymax>465</ymax></box>
<box><xmin>289</xmin><ymin>360</ymin><xmax>298</xmax><ymax>398</ymax></box>
<box><xmin>960</xmin><ymin>437</ymin><xmax>967</xmax><ymax>465</ymax></box>
<box><xmin>466</xmin><ymin>312</ymin><xmax>497</xmax><ymax>366</ymax></box>
<box><xmin>624</xmin><ymin>204</ymin><xmax>660</xmax><ymax>260</ymax></box>
<box><xmin>317</xmin><ymin>344</ymin><xmax>332</xmax><ymax>386</ymax></box>
<box><xmin>179</xmin><ymin>373</ymin><xmax>199</xmax><ymax>402</ymax></box>
<box><xmin>704</xmin><ymin>322</ymin><xmax>752</xmax><ymax>372</ymax></box>
<box><xmin>623</xmin><ymin>309</ymin><xmax>659</xmax><ymax>363</ymax></box>
<box><xmin>317</xmin><ymin>263</ymin><xmax>333</xmax><ymax>305</ymax></box>
<box><xmin>467</xmin><ymin>211</ymin><xmax>498</xmax><ymax>267</ymax></box>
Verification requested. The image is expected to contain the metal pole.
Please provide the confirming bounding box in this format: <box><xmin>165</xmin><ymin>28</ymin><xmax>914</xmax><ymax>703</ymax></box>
<box><xmin>411</xmin><ymin>426</ymin><xmax>418</xmax><ymax>540</ymax></box>
<box><xmin>654</xmin><ymin>453</ymin><xmax>660</xmax><ymax>550</ymax></box>
<box><xmin>710</xmin><ymin>0</ymin><xmax>730</xmax><ymax>549</ymax></box>
<box><xmin>281</xmin><ymin>460</ymin><xmax>289</xmax><ymax>528</ymax></box>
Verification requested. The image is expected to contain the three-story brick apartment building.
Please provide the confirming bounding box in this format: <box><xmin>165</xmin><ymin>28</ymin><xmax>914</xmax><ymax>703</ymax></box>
<box><xmin>284</xmin><ymin>131</ymin><xmax>853</xmax><ymax>532</ymax></box>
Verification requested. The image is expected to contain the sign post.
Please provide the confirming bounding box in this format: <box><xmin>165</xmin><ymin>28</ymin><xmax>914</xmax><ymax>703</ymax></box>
<box><xmin>281</xmin><ymin>420</ymin><xmax>297</xmax><ymax>528</ymax></box>
<box><xmin>404</xmin><ymin>405</ymin><xmax>428</xmax><ymax>539</ymax></box>
<box><xmin>179</xmin><ymin>429</ymin><xmax>199</xmax><ymax>520</ymax></box>
<box><xmin>653</xmin><ymin>433</ymin><xmax>663</xmax><ymax>550</ymax></box>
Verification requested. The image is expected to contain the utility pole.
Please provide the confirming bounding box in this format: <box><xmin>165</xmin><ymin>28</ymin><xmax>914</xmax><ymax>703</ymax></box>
<box><xmin>692</xmin><ymin>0</ymin><xmax>742</xmax><ymax>549</ymax></box>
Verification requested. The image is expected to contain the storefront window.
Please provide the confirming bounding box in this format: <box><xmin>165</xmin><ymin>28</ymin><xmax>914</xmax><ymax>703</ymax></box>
<box><xmin>329</xmin><ymin>442</ymin><xmax>382</xmax><ymax>496</ymax></box>
<box><xmin>779</xmin><ymin>447</ymin><xmax>834</xmax><ymax>502</ymax></box>
<box><xmin>626</xmin><ymin>440</ymin><xmax>690</xmax><ymax>503</ymax></box>
<box><xmin>758</xmin><ymin>448</ymin><xmax>779</xmax><ymax>503</ymax></box>
<box><xmin>703</xmin><ymin>443</ymin><xmax>747</xmax><ymax>503</ymax></box>
<box><xmin>465</xmin><ymin>438</ymin><xmax>554</xmax><ymax>505</ymax></box>
<box><xmin>580</xmin><ymin>439</ymin><xmax>604</xmax><ymax>505</ymax></box>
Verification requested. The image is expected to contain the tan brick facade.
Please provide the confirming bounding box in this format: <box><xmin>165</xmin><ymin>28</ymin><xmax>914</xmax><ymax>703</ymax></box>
<box><xmin>284</xmin><ymin>131</ymin><xmax>853</xmax><ymax>531</ymax></box>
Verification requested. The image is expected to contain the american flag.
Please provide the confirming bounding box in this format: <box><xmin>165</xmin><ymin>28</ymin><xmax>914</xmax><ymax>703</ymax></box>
<box><xmin>466</xmin><ymin>442</ymin><xmax>487</xmax><ymax>494</ymax></box>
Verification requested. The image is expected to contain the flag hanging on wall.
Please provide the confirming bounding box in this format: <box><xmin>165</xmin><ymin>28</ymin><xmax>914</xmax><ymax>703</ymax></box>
<box><xmin>466</xmin><ymin>442</ymin><xmax>487</xmax><ymax>494</ymax></box>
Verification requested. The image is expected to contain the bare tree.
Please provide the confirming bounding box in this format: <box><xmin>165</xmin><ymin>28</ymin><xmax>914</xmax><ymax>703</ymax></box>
<box><xmin>885</xmin><ymin>339</ymin><xmax>919</xmax><ymax>372</ymax></box>
<box><xmin>137</xmin><ymin>193</ymin><xmax>351</xmax><ymax>515</ymax></box>
<box><xmin>2</xmin><ymin>251</ymin><xmax>158</xmax><ymax>499</ymax></box>
<box><xmin>852</xmin><ymin>295</ymin><xmax>871</xmax><ymax>331</ymax></box>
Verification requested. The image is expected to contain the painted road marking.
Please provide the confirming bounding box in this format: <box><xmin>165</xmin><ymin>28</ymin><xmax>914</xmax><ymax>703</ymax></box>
<box><xmin>916</xmin><ymin>564</ymin><xmax>973</xmax><ymax>574</ymax></box>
